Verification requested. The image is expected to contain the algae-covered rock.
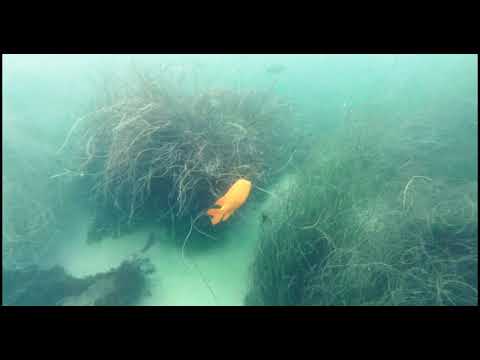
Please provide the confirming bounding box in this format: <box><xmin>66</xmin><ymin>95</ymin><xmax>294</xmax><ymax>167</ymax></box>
<box><xmin>3</xmin><ymin>257</ymin><xmax>154</xmax><ymax>306</ymax></box>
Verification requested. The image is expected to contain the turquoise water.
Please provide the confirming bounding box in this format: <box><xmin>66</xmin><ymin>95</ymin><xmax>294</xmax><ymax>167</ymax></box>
<box><xmin>2</xmin><ymin>54</ymin><xmax>477</xmax><ymax>306</ymax></box>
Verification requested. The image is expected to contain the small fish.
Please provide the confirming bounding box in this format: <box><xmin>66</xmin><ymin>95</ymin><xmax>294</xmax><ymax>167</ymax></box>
<box><xmin>141</xmin><ymin>231</ymin><xmax>156</xmax><ymax>253</ymax></box>
<box><xmin>266</xmin><ymin>64</ymin><xmax>286</xmax><ymax>75</ymax></box>
<box><xmin>207</xmin><ymin>178</ymin><xmax>252</xmax><ymax>225</ymax></box>
<box><xmin>261</xmin><ymin>213</ymin><xmax>271</xmax><ymax>224</ymax></box>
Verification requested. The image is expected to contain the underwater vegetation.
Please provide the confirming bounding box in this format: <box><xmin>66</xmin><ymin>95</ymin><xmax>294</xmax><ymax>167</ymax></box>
<box><xmin>245</xmin><ymin>102</ymin><xmax>477</xmax><ymax>306</ymax></box>
<box><xmin>3</xmin><ymin>55</ymin><xmax>476</xmax><ymax>306</ymax></box>
<box><xmin>2</xmin><ymin>133</ymin><xmax>66</xmax><ymax>269</ymax></box>
<box><xmin>2</xmin><ymin>256</ymin><xmax>154</xmax><ymax>306</ymax></box>
<box><xmin>59</xmin><ymin>65</ymin><xmax>299</xmax><ymax>244</ymax></box>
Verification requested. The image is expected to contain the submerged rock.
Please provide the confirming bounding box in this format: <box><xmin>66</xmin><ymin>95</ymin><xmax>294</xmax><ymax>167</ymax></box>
<box><xmin>2</xmin><ymin>257</ymin><xmax>154</xmax><ymax>306</ymax></box>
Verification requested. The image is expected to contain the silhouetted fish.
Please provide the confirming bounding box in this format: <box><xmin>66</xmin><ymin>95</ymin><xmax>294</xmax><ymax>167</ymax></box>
<box><xmin>261</xmin><ymin>213</ymin><xmax>270</xmax><ymax>224</ymax></box>
<box><xmin>266</xmin><ymin>64</ymin><xmax>286</xmax><ymax>75</ymax></box>
<box><xmin>261</xmin><ymin>211</ymin><xmax>275</xmax><ymax>225</ymax></box>
<box><xmin>141</xmin><ymin>231</ymin><xmax>156</xmax><ymax>253</ymax></box>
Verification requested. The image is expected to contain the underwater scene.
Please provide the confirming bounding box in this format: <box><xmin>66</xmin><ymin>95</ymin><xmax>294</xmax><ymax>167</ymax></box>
<box><xmin>2</xmin><ymin>54</ymin><xmax>477</xmax><ymax>306</ymax></box>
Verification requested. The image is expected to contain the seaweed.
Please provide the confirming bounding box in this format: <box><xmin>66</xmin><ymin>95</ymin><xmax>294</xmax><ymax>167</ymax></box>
<box><xmin>2</xmin><ymin>136</ymin><xmax>65</xmax><ymax>269</ymax></box>
<box><xmin>245</xmin><ymin>105</ymin><xmax>478</xmax><ymax>306</ymax></box>
<box><xmin>60</xmin><ymin>65</ymin><xmax>298</xmax><ymax>244</ymax></box>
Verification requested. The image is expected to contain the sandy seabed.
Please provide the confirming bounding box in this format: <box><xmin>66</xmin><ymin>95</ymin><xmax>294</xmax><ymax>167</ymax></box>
<box><xmin>51</xmin><ymin>217</ymin><xmax>255</xmax><ymax>305</ymax></box>
<box><xmin>48</xmin><ymin>175</ymin><xmax>295</xmax><ymax>306</ymax></box>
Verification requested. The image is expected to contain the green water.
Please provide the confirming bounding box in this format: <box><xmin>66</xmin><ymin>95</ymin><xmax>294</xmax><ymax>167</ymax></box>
<box><xmin>2</xmin><ymin>54</ymin><xmax>477</xmax><ymax>306</ymax></box>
